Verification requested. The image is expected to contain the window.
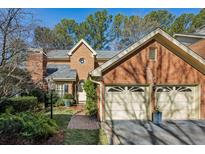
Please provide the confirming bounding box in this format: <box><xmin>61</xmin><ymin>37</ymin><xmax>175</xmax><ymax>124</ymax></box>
<box><xmin>64</xmin><ymin>84</ymin><xmax>68</xmax><ymax>93</ymax></box>
<box><xmin>55</xmin><ymin>83</ymin><xmax>69</xmax><ymax>97</ymax></box>
<box><xmin>79</xmin><ymin>58</ymin><xmax>85</xmax><ymax>64</ymax></box>
<box><xmin>149</xmin><ymin>47</ymin><xmax>157</xmax><ymax>60</ymax></box>
<box><xmin>78</xmin><ymin>80</ymin><xmax>85</xmax><ymax>92</ymax></box>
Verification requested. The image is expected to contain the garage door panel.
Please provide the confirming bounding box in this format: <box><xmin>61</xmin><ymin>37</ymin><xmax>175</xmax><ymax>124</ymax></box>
<box><xmin>105</xmin><ymin>102</ymin><xmax>147</xmax><ymax>111</ymax></box>
<box><xmin>162</xmin><ymin>109</ymin><xmax>195</xmax><ymax>120</ymax></box>
<box><xmin>105</xmin><ymin>85</ymin><xmax>150</xmax><ymax>120</ymax></box>
<box><xmin>107</xmin><ymin>93</ymin><xmax>147</xmax><ymax>103</ymax></box>
<box><xmin>105</xmin><ymin>110</ymin><xmax>147</xmax><ymax>120</ymax></box>
<box><xmin>157</xmin><ymin>102</ymin><xmax>172</xmax><ymax>111</ymax></box>
<box><xmin>155</xmin><ymin>85</ymin><xmax>199</xmax><ymax>120</ymax></box>
<box><xmin>130</xmin><ymin>92</ymin><xmax>147</xmax><ymax>102</ymax></box>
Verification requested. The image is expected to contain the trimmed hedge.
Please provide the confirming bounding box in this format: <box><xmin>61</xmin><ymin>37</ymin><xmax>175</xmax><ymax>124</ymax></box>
<box><xmin>0</xmin><ymin>96</ymin><xmax>38</xmax><ymax>113</ymax></box>
<box><xmin>0</xmin><ymin>112</ymin><xmax>58</xmax><ymax>142</ymax></box>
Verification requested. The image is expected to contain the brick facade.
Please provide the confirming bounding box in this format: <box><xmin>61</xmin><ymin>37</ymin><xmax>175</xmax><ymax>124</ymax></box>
<box><xmin>27</xmin><ymin>50</ymin><xmax>47</xmax><ymax>89</ymax></box>
<box><xmin>70</xmin><ymin>43</ymin><xmax>95</xmax><ymax>81</ymax></box>
<box><xmin>100</xmin><ymin>40</ymin><xmax>205</xmax><ymax>119</ymax></box>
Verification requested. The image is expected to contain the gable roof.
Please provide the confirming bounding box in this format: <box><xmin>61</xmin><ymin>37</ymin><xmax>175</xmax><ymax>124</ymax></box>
<box><xmin>68</xmin><ymin>39</ymin><xmax>97</xmax><ymax>56</ymax></box>
<box><xmin>91</xmin><ymin>28</ymin><xmax>205</xmax><ymax>77</ymax></box>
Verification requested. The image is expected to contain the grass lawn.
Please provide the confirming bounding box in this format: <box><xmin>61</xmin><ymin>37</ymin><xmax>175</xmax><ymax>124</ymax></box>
<box><xmin>45</xmin><ymin>106</ymin><xmax>108</xmax><ymax>145</ymax></box>
<box><xmin>64</xmin><ymin>129</ymin><xmax>108</xmax><ymax>145</ymax></box>
<box><xmin>45</xmin><ymin>106</ymin><xmax>74</xmax><ymax>129</ymax></box>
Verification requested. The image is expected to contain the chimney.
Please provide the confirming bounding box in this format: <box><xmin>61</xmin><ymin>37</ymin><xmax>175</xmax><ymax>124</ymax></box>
<box><xmin>27</xmin><ymin>48</ymin><xmax>47</xmax><ymax>86</ymax></box>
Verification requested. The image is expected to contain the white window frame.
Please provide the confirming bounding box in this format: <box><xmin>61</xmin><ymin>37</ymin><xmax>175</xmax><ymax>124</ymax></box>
<box><xmin>55</xmin><ymin>83</ymin><xmax>69</xmax><ymax>97</ymax></box>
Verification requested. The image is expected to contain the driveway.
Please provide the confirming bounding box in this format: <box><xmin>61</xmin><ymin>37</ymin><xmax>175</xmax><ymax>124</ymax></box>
<box><xmin>102</xmin><ymin>120</ymin><xmax>205</xmax><ymax>145</ymax></box>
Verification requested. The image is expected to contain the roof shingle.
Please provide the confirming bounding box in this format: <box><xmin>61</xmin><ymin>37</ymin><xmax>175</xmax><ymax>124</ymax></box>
<box><xmin>46</xmin><ymin>64</ymin><xmax>76</xmax><ymax>80</ymax></box>
<box><xmin>47</xmin><ymin>50</ymin><xmax>69</xmax><ymax>59</ymax></box>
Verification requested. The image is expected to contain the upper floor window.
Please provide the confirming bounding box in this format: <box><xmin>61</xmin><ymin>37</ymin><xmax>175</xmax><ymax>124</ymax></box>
<box><xmin>149</xmin><ymin>47</ymin><xmax>157</xmax><ymax>61</ymax></box>
<box><xmin>79</xmin><ymin>58</ymin><xmax>85</xmax><ymax>64</ymax></box>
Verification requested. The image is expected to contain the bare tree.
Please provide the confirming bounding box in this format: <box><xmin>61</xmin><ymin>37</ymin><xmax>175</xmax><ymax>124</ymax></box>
<box><xmin>0</xmin><ymin>9</ymin><xmax>36</xmax><ymax>103</ymax></box>
<box><xmin>112</xmin><ymin>15</ymin><xmax>159</xmax><ymax>50</ymax></box>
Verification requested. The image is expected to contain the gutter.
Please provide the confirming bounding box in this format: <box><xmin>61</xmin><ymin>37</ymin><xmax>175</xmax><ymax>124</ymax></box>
<box><xmin>89</xmin><ymin>76</ymin><xmax>103</xmax><ymax>122</ymax></box>
<box><xmin>173</xmin><ymin>33</ymin><xmax>205</xmax><ymax>39</ymax></box>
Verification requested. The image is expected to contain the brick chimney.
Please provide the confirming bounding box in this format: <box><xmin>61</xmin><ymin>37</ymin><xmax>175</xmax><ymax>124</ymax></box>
<box><xmin>27</xmin><ymin>48</ymin><xmax>47</xmax><ymax>87</ymax></box>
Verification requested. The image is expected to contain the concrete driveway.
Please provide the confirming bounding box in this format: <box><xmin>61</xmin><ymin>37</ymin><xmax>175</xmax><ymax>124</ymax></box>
<box><xmin>102</xmin><ymin>120</ymin><xmax>205</xmax><ymax>145</ymax></box>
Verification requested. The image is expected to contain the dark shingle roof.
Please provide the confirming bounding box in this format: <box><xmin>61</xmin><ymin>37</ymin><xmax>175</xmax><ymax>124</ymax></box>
<box><xmin>96</xmin><ymin>50</ymin><xmax>121</xmax><ymax>59</ymax></box>
<box><xmin>47</xmin><ymin>49</ymin><xmax>121</xmax><ymax>59</ymax></box>
<box><xmin>194</xmin><ymin>25</ymin><xmax>205</xmax><ymax>35</ymax></box>
<box><xmin>46</xmin><ymin>64</ymin><xmax>76</xmax><ymax>80</ymax></box>
<box><xmin>47</xmin><ymin>50</ymin><xmax>69</xmax><ymax>59</ymax></box>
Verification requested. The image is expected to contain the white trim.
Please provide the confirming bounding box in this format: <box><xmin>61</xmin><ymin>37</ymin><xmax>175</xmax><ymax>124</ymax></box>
<box><xmin>68</xmin><ymin>39</ymin><xmax>97</xmax><ymax>56</ymax></box>
<box><xmin>173</xmin><ymin>33</ymin><xmax>205</xmax><ymax>39</ymax></box>
<box><xmin>91</xmin><ymin>28</ymin><xmax>205</xmax><ymax>77</ymax></box>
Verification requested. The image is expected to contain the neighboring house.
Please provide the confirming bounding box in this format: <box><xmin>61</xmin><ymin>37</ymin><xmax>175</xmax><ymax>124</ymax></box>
<box><xmin>174</xmin><ymin>25</ymin><xmax>205</xmax><ymax>46</ymax></box>
<box><xmin>174</xmin><ymin>25</ymin><xmax>205</xmax><ymax>59</ymax></box>
<box><xmin>27</xmin><ymin>27</ymin><xmax>205</xmax><ymax>122</ymax></box>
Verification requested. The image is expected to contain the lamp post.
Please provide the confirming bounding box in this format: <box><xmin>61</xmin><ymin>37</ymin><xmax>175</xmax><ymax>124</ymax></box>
<box><xmin>48</xmin><ymin>78</ymin><xmax>55</xmax><ymax>119</ymax></box>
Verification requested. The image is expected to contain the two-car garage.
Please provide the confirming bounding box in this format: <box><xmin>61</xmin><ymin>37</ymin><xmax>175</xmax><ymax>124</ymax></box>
<box><xmin>105</xmin><ymin>85</ymin><xmax>200</xmax><ymax>121</ymax></box>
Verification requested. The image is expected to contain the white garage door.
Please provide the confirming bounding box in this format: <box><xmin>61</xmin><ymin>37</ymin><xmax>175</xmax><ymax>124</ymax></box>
<box><xmin>105</xmin><ymin>85</ymin><xmax>150</xmax><ymax>120</ymax></box>
<box><xmin>155</xmin><ymin>85</ymin><xmax>199</xmax><ymax>120</ymax></box>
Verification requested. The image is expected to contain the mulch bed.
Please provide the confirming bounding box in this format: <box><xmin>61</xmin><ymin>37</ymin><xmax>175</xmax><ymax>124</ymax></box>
<box><xmin>42</xmin><ymin>130</ymin><xmax>64</xmax><ymax>145</ymax></box>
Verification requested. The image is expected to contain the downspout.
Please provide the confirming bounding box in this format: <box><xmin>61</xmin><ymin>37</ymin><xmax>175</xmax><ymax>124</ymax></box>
<box><xmin>89</xmin><ymin>75</ymin><xmax>103</xmax><ymax>122</ymax></box>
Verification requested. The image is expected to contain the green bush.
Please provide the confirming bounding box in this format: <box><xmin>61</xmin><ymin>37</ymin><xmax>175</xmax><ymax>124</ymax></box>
<box><xmin>54</xmin><ymin>98</ymin><xmax>65</xmax><ymax>107</ymax></box>
<box><xmin>83</xmin><ymin>80</ymin><xmax>98</xmax><ymax>116</ymax></box>
<box><xmin>63</xmin><ymin>93</ymin><xmax>73</xmax><ymax>99</ymax></box>
<box><xmin>46</xmin><ymin>91</ymin><xmax>59</xmax><ymax>105</ymax></box>
<box><xmin>0</xmin><ymin>112</ymin><xmax>58</xmax><ymax>141</ymax></box>
<box><xmin>29</xmin><ymin>89</ymin><xmax>45</xmax><ymax>103</ymax></box>
<box><xmin>0</xmin><ymin>96</ymin><xmax>38</xmax><ymax>113</ymax></box>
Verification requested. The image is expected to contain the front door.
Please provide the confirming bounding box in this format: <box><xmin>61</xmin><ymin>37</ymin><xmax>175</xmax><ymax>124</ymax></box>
<box><xmin>78</xmin><ymin>80</ymin><xmax>86</xmax><ymax>103</ymax></box>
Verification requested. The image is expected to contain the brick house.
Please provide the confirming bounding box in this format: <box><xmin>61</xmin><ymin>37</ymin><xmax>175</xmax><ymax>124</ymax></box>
<box><xmin>27</xmin><ymin>27</ymin><xmax>205</xmax><ymax>122</ymax></box>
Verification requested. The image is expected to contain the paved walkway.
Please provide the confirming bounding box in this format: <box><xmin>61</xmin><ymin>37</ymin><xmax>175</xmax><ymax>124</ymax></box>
<box><xmin>67</xmin><ymin>110</ymin><xmax>100</xmax><ymax>130</ymax></box>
